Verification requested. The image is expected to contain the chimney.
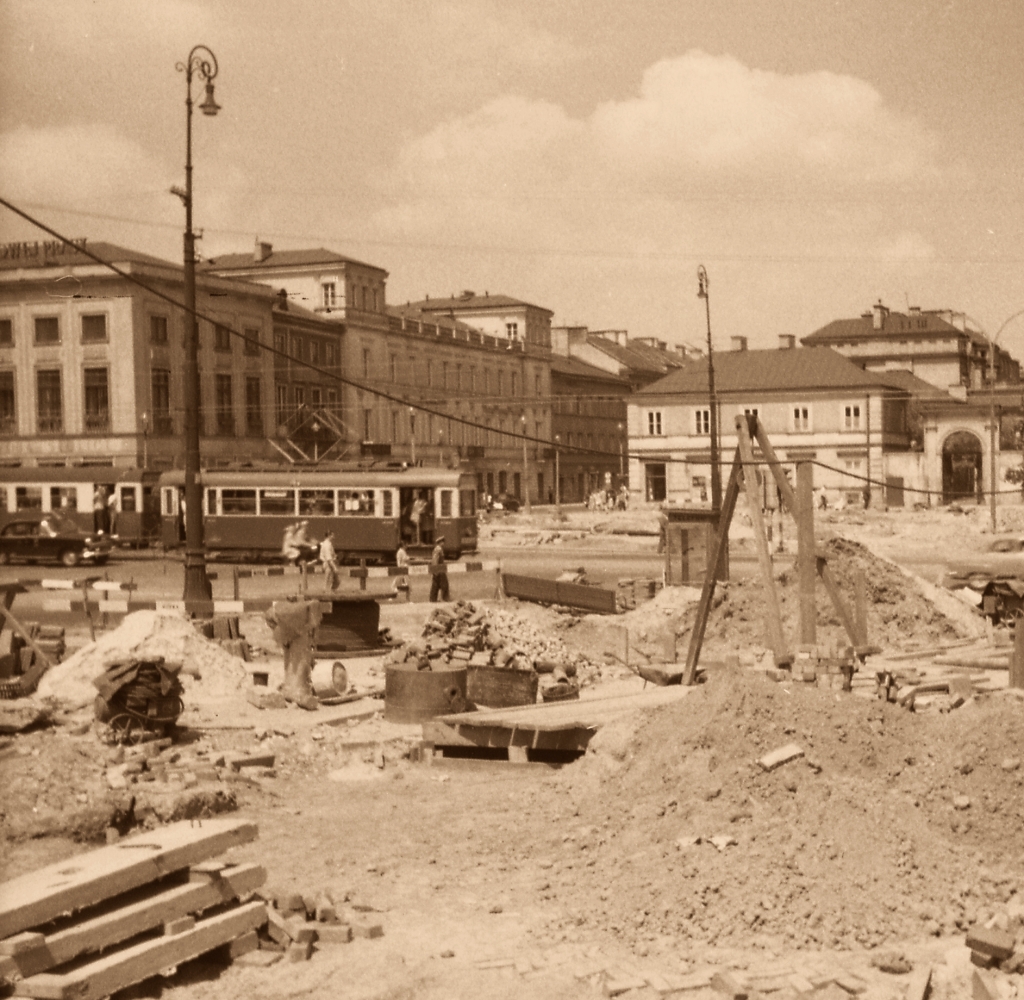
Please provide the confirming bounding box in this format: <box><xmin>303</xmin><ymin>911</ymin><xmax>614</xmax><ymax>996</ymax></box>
<box><xmin>908</xmin><ymin>305</ymin><xmax>921</xmax><ymax>315</ymax></box>
<box><xmin>778</xmin><ymin>334</ymin><xmax>796</xmax><ymax>350</ymax></box>
<box><xmin>872</xmin><ymin>299</ymin><xmax>887</xmax><ymax>330</ymax></box>
<box><xmin>255</xmin><ymin>239</ymin><xmax>273</xmax><ymax>263</ymax></box>
<box><xmin>277</xmin><ymin>288</ymin><xmax>288</xmax><ymax>311</ymax></box>
<box><xmin>731</xmin><ymin>336</ymin><xmax>748</xmax><ymax>352</ymax></box>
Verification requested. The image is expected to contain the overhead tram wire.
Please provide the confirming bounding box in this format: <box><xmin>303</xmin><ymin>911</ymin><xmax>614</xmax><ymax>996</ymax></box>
<box><xmin>6</xmin><ymin>196</ymin><xmax>1020</xmax><ymax>501</ymax></box>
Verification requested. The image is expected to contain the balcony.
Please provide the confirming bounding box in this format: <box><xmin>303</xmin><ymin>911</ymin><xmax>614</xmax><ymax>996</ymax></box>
<box><xmin>84</xmin><ymin>412</ymin><xmax>110</xmax><ymax>433</ymax></box>
<box><xmin>37</xmin><ymin>415</ymin><xmax>63</xmax><ymax>434</ymax></box>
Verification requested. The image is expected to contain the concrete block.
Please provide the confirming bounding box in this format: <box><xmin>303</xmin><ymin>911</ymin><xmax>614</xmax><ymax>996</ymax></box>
<box><xmin>711</xmin><ymin>970</ymin><xmax>748</xmax><ymax>998</ymax></box>
<box><xmin>351</xmin><ymin>919</ymin><xmax>383</xmax><ymax>939</ymax></box>
<box><xmin>290</xmin><ymin>922</ymin><xmax>319</xmax><ymax>945</ymax></box>
<box><xmin>286</xmin><ymin>940</ymin><xmax>313</xmax><ymax>962</ymax></box>
<box><xmin>967</xmin><ymin>926</ymin><xmax>1016</xmax><ymax>960</ymax></box>
<box><xmin>316</xmin><ymin>923</ymin><xmax>353</xmax><ymax>945</ymax></box>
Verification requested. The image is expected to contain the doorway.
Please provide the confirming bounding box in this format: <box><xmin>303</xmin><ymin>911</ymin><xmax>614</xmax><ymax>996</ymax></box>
<box><xmin>942</xmin><ymin>431</ymin><xmax>983</xmax><ymax>504</ymax></box>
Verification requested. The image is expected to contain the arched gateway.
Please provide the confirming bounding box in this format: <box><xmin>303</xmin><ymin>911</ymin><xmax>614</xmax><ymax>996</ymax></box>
<box><xmin>942</xmin><ymin>430</ymin><xmax>983</xmax><ymax>504</ymax></box>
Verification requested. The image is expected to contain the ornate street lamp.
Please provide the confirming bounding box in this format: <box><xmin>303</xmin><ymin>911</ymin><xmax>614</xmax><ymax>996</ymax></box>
<box><xmin>697</xmin><ymin>265</ymin><xmax>721</xmax><ymax>510</ymax></box>
<box><xmin>175</xmin><ymin>45</ymin><xmax>220</xmax><ymax>603</ymax></box>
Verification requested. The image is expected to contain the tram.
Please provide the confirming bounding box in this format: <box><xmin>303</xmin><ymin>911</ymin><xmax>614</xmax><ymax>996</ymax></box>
<box><xmin>0</xmin><ymin>466</ymin><xmax>161</xmax><ymax>544</ymax></box>
<box><xmin>156</xmin><ymin>466</ymin><xmax>478</xmax><ymax>562</ymax></box>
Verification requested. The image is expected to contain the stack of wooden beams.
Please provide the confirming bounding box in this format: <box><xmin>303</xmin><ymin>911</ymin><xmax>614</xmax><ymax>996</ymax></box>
<box><xmin>0</xmin><ymin>818</ymin><xmax>265</xmax><ymax>1000</ymax></box>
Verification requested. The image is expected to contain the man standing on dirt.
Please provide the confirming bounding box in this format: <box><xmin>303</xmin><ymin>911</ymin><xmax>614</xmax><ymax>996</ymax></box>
<box><xmin>429</xmin><ymin>534</ymin><xmax>450</xmax><ymax>603</ymax></box>
<box><xmin>319</xmin><ymin>531</ymin><xmax>339</xmax><ymax>591</ymax></box>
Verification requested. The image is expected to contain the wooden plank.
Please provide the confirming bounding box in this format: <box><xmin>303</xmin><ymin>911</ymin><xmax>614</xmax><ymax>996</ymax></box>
<box><xmin>815</xmin><ymin>556</ymin><xmax>861</xmax><ymax>648</ymax></box>
<box><xmin>736</xmin><ymin>415</ymin><xmax>788</xmax><ymax>662</ymax></box>
<box><xmin>422</xmin><ymin>719</ymin><xmax>594</xmax><ymax>752</ymax></box>
<box><xmin>502</xmin><ymin>574</ymin><xmax>617</xmax><ymax>614</ymax></box>
<box><xmin>15</xmin><ymin>901</ymin><xmax>266</xmax><ymax>1000</ymax></box>
<box><xmin>796</xmin><ymin>461</ymin><xmax>816</xmax><ymax>645</ymax></box>
<box><xmin>4</xmin><ymin>864</ymin><xmax>265</xmax><ymax>978</ymax></box>
<box><xmin>682</xmin><ymin>447</ymin><xmax>743</xmax><ymax>685</ymax></box>
<box><xmin>0</xmin><ymin>819</ymin><xmax>258</xmax><ymax>940</ymax></box>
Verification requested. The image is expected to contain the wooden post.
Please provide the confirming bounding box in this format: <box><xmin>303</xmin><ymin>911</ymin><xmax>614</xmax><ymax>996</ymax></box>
<box><xmin>816</xmin><ymin>554</ymin><xmax>861</xmax><ymax>649</ymax></box>
<box><xmin>736</xmin><ymin>415</ymin><xmax>788</xmax><ymax>663</ymax></box>
<box><xmin>1012</xmin><ymin>621</ymin><xmax>1024</xmax><ymax>689</ymax></box>
<box><xmin>0</xmin><ymin>603</ymin><xmax>53</xmax><ymax>671</ymax></box>
<box><xmin>359</xmin><ymin>558</ymin><xmax>367</xmax><ymax>592</ymax></box>
<box><xmin>796</xmin><ymin>461</ymin><xmax>816</xmax><ymax>645</ymax></box>
<box><xmin>854</xmin><ymin>569</ymin><xmax>868</xmax><ymax>646</ymax></box>
<box><xmin>232</xmin><ymin>567</ymin><xmax>240</xmax><ymax>602</ymax></box>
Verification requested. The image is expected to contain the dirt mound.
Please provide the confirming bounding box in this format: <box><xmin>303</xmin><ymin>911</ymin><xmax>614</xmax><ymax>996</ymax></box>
<box><xmin>557</xmin><ymin>667</ymin><xmax>1024</xmax><ymax>952</ymax></box>
<box><xmin>37</xmin><ymin>611</ymin><xmax>249</xmax><ymax>708</ymax></box>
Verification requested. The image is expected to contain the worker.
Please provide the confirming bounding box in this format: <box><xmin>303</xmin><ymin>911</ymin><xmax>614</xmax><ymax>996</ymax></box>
<box><xmin>429</xmin><ymin>534</ymin><xmax>450</xmax><ymax>603</ymax></box>
<box><xmin>319</xmin><ymin>530</ymin><xmax>339</xmax><ymax>591</ymax></box>
<box><xmin>395</xmin><ymin>540</ymin><xmax>410</xmax><ymax>601</ymax></box>
<box><xmin>411</xmin><ymin>491</ymin><xmax>427</xmax><ymax>544</ymax></box>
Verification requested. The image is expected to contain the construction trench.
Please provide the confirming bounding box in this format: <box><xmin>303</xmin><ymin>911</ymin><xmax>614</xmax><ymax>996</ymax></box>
<box><xmin>2</xmin><ymin>441</ymin><xmax>1024</xmax><ymax>998</ymax></box>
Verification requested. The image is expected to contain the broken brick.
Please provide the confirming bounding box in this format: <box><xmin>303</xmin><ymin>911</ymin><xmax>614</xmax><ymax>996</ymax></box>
<box><xmin>966</xmin><ymin>926</ymin><xmax>1016</xmax><ymax>961</ymax></box>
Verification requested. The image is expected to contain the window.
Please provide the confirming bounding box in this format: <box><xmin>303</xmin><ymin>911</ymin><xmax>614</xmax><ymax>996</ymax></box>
<box><xmin>382</xmin><ymin>490</ymin><xmax>393</xmax><ymax>517</ymax></box>
<box><xmin>426</xmin><ymin>360</ymin><xmax>433</xmax><ymax>387</ymax></box>
<box><xmin>275</xmin><ymin>384</ymin><xmax>288</xmax><ymax>425</ymax></box>
<box><xmin>362</xmin><ymin>348</ymin><xmax>370</xmax><ymax>379</ymax></box>
<box><xmin>455</xmin><ymin>365</ymin><xmax>462</xmax><ymax>390</ymax></box>
<box><xmin>310</xmin><ymin>387</ymin><xmax>322</xmax><ymax>408</ymax></box>
<box><xmin>325</xmin><ymin>342</ymin><xmax>335</xmax><ymax>366</ymax></box>
<box><xmin>363</xmin><ymin>408</ymin><xmax>372</xmax><ymax>440</ymax></box>
<box><xmin>0</xmin><ymin>371</ymin><xmax>13</xmax><ymax>433</ymax></box>
<box><xmin>16</xmin><ymin>486</ymin><xmax>42</xmax><ymax>510</ymax></box>
<box><xmin>51</xmin><ymin>486</ymin><xmax>78</xmax><ymax>512</ymax></box>
<box><xmin>214</xmin><ymin>324</ymin><xmax>232</xmax><ymax>352</ymax></box>
<box><xmin>506</xmin><ymin>321</ymin><xmax>518</xmax><ymax>341</ymax></box>
<box><xmin>793</xmin><ymin>405</ymin><xmax>811</xmax><ymax>432</ymax></box>
<box><xmin>321</xmin><ymin>282</ymin><xmax>336</xmax><ymax>310</ymax></box>
<box><xmin>259</xmin><ymin>488</ymin><xmax>295</xmax><ymax>516</ymax></box>
<box><xmin>152</xmin><ymin>368</ymin><xmax>171</xmax><ymax>434</ymax></box>
<box><xmin>389</xmin><ymin>354</ymin><xmax>397</xmax><ymax>382</ymax></box>
<box><xmin>245</xmin><ymin>377</ymin><xmax>262</xmax><ymax>435</ymax></box>
<box><xmin>222</xmin><ymin>489</ymin><xmax>257</xmax><ymax>514</ymax></box>
<box><xmin>34</xmin><ymin>317</ymin><xmax>59</xmax><ymax>345</ymax></box>
<box><xmin>511</xmin><ymin>372</ymin><xmax>518</xmax><ymax>396</ymax></box>
<box><xmin>694</xmin><ymin>409</ymin><xmax>710</xmax><ymax>435</ymax></box>
<box><xmin>843</xmin><ymin>459</ymin><xmax>863</xmax><ymax>472</ymax></box>
<box><xmin>274</xmin><ymin>331</ymin><xmax>287</xmax><ymax>354</ymax></box>
<box><xmin>648</xmin><ymin>410</ymin><xmax>664</xmax><ymax>436</ymax></box>
<box><xmin>243</xmin><ymin>328</ymin><xmax>260</xmax><ymax>356</ymax></box>
<box><xmin>294</xmin><ymin>386</ymin><xmax>305</xmax><ymax>409</ymax></box>
<box><xmin>844</xmin><ymin>404</ymin><xmax>862</xmax><ymax>430</ymax></box>
<box><xmin>36</xmin><ymin>369</ymin><xmax>62</xmax><ymax>432</ymax></box>
<box><xmin>339</xmin><ymin>490</ymin><xmax>374</xmax><ymax>515</ymax></box>
<box><xmin>83</xmin><ymin>368</ymin><xmax>109</xmax><ymax>431</ymax></box>
<box><xmin>645</xmin><ymin>463</ymin><xmax>667</xmax><ymax>502</ymax></box>
<box><xmin>535</xmin><ymin>373</ymin><xmax>541</xmax><ymax>396</ymax></box>
<box><xmin>439</xmin><ymin>490</ymin><xmax>453</xmax><ymax>517</ymax></box>
<box><xmin>300</xmin><ymin>489</ymin><xmax>336</xmax><ymax>516</ymax></box>
<box><xmin>215</xmin><ymin>373</ymin><xmax>234</xmax><ymax>435</ymax></box>
<box><xmin>150</xmin><ymin>316</ymin><xmax>168</xmax><ymax>345</ymax></box>
<box><xmin>326</xmin><ymin>389</ymin><xmax>337</xmax><ymax>413</ymax></box>
<box><xmin>0</xmin><ymin>319</ymin><xmax>12</xmax><ymax>346</ymax></box>
<box><xmin>442</xmin><ymin>361</ymin><xmax>449</xmax><ymax>388</ymax></box>
<box><xmin>391</xmin><ymin>410</ymin><xmax>399</xmax><ymax>441</ymax></box>
<box><xmin>81</xmin><ymin>314</ymin><xmax>106</xmax><ymax>343</ymax></box>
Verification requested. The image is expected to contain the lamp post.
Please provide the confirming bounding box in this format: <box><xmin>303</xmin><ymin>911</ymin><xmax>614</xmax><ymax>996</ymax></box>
<box><xmin>984</xmin><ymin>308</ymin><xmax>1024</xmax><ymax>531</ymax></box>
<box><xmin>617</xmin><ymin>421</ymin><xmax>625</xmax><ymax>480</ymax></box>
<box><xmin>140</xmin><ymin>411</ymin><xmax>149</xmax><ymax>470</ymax></box>
<box><xmin>554</xmin><ymin>434</ymin><xmax>561</xmax><ymax>514</ymax></box>
<box><xmin>697</xmin><ymin>265</ymin><xmax>721</xmax><ymax>510</ymax></box>
<box><xmin>176</xmin><ymin>44</ymin><xmax>220</xmax><ymax>604</ymax></box>
<box><xmin>521</xmin><ymin>413</ymin><xmax>532</xmax><ymax>513</ymax></box>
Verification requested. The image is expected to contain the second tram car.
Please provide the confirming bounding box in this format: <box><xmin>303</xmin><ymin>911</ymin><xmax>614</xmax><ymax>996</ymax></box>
<box><xmin>157</xmin><ymin>467</ymin><xmax>478</xmax><ymax>562</ymax></box>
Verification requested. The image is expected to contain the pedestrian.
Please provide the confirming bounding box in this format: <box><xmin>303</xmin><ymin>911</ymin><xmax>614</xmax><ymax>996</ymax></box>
<box><xmin>93</xmin><ymin>486</ymin><xmax>108</xmax><ymax>534</ymax></box>
<box><xmin>429</xmin><ymin>534</ymin><xmax>450</xmax><ymax>603</ymax></box>
<box><xmin>395</xmin><ymin>540</ymin><xmax>410</xmax><ymax>601</ymax></box>
<box><xmin>107</xmin><ymin>488</ymin><xmax>119</xmax><ymax>537</ymax></box>
<box><xmin>281</xmin><ymin>523</ymin><xmax>301</xmax><ymax>564</ymax></box>
<box><xmin>411</xmin><ymin>491</ymin><xmax>427</xmax><ymax>544</ymax></box>
<box><xmin>319</xmin><ymin>530</ymin><xmax>339</xmax><ymax>591</ymax></box>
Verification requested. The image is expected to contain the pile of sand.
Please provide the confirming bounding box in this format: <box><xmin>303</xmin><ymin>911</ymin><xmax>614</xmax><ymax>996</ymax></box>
<box><xmin>37</xmin><ymin>611</ymin><xmax>250</xmax><ymax>708</ymax></box>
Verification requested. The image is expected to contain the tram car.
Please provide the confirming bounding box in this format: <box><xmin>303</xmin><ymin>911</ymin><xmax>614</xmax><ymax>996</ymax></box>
<box><xmin>157</xmin><ymin>466</ymin><xmax>478</xmax><ymax>563</ymax></box>
<box><xmin>0</xmin><ymin>466</ymin><xmax>161</xmax><ymax>545</ymax></box>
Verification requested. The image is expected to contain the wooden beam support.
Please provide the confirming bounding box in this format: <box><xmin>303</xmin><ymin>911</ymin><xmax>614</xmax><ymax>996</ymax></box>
<box><xmin>796</xmin><ymin>461</ymin><xmax>816</xmax><ymax>645</ymax></box>
<box><xmin>736</xmin><ymin>415</ymin><xmax>789</xmax><ymax>664</ymax></box>
<box><xmin>816</xmin><ymin>555</ymin><xmax>861</xmax><ymax>649</ymax></box>
<box><xmin>752</xmin><ymin>421</ymin><xmax>801</xmax><ymax>514</ymax></box>
<box><xmin>682</xmin><ymin>447</ymin><xmax>744</xmax><ymax>685</ymax></box>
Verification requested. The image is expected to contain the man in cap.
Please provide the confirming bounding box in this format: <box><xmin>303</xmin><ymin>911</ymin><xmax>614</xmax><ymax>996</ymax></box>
<box><xmin>429</xmin><ymin>533</ymin><xmax>450</xmax><ymax>603</ymax></box>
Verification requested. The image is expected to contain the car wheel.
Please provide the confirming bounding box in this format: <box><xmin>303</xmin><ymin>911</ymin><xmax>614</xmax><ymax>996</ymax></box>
<box><xmin>60</xmin><ymin>549</ymin><xmax>80</xmax><ymax>567</ymax></box>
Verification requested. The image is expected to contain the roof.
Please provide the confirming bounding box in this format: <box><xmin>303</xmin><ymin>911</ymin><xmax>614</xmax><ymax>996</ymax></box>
<box><xmin>586</xmin><ymin>335</ymin><xmax>686</xmax><ymax>376</ymax></box>
<box><xmin>804</xmin><ymin>308</ymin><xmax>990</xmax><ymax>350</ymax></box>
<box><xmin>0</xmin><ymin>240</ymin><xmax>178</xmax><ymax>273</ymax></box>
<box><xmin>201</xmin><ymin>247</ymin><xmax>386</xmax><ymax>274</ymax></box>
<box><xmin>636</xmin><ymin>347</ymin><xmax>910</xmax><ymax>397</ymax></box>
<box><xmin>387</xmin><ymin>303</ymin><xmax>481</xmax><ymax>336</ymax></box>
<box><xmin>550</xmin><ymin>355</ymin><xmax>630</xmax><ymax>385</ymax></box>
<box><xmin>407</xmin><ymin>292</ymin><xmax>552</xmax><ymax>316</ymax></box>
<box><xmin>871</xmin><ymin>368</ymin><xmax>956</xmax><ymax>399</ymax></box>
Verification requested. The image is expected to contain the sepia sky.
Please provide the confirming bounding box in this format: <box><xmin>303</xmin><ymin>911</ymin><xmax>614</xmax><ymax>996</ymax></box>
<box><xmin>2</xmin><ymin>0</ymin><xmax>1024</xmax><ymax>354</ymax></box>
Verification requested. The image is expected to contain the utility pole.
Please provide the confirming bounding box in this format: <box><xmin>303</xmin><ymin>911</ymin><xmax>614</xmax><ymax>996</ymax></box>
<box><xmin>697</xmin><ymin>265</ymin><xmax>721</xmax><ymax>510</ymax></box>
<box><xmin>521</xmin><ymin>413</ymin><xmax>531</xmax><ymax>513</ymax></box>
<box><xmin>554</xmin><ymin>434</ymin><xmax>561</xmax><ymax>513</ymax></box>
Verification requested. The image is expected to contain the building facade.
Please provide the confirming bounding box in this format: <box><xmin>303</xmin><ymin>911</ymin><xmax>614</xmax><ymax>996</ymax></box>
<box><xmin>0</xmin><ymin>239</ymin><xmax>278</xmax><ymax>470</ymax></box>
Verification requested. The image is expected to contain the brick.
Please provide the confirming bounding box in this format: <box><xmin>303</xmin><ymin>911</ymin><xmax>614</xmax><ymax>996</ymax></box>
<box><xmin>316</xmin><ymin>923</ymin><xmax>352</xmax><ymax>945</ymax></box>
<box><xmin>286</xmin><ymin>940</ymin><xmax>313</xmax><ymax>962</ymax></box>
<box><xmin>351</xmin><ymin>919</ymin><xmax>383</xmax><ymax>939</ymax></box>
<box><xmin>758</xmin><ymin>743</ymin><xmax>804</xmax><ymax>771</ymax></box>
<box><xmin>971</xmin><ymin>951</ymin><xmax>998</xmax><ymax>969</ymax></box>
<box><xmin>279</xmin><ymin>892</ymin><xmax>306</xmax><ymax>914</ymax></box>
<box><xmin>228</xmin><ymin>930</ymin><xmax>259</xmax><ymax>959</ymax></box>
<box><xmin>229</xmin><ymin>753</ymin><xmax>276</xmax><ymax>772</ymax></box>
<box><xmin>265</xmin><ymin>907</ymin><xmax>294</xmax><ymax>945</ymax></box>
<box><xmin>164</xmin><ymin>916</ymin><xmax>196</xmax><ymax>936</ymax></box>
<box><xmin>711</xmin><ymin>970</ymin><xmax>748</xmax><ymax>998</ymax></box>
<box><xmin>967</xmin><ymin>925</ymin><xmax>1016</xmax><ymax>960</ymax></box>
<box><xmin>290</xmin><ymin>922</ymin><xmax>319</xmax><ymax>945</ymax></box>
<box><xmin>787</xmin><ymin>974</ymin><xmax>815</xmax><ymax>994</ymax></box>
<box><xmin>905</xmin><ymin>965</ymin><xmax>931</xmax><ymax>1000</ymax></box>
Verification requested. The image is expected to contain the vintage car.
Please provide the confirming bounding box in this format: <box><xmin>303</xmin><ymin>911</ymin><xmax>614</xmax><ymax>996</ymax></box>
<box><xmin>940</xmin><ymin>533</ymin><xmax>1024</xmax><ymax>591</ymax></box>
<box><xmin>0</xmin><ymin>514</ymin><xmax>112</xmax><ymax>567</ymax></box>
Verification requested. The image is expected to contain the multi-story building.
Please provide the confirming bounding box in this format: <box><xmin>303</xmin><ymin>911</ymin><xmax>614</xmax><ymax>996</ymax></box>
<box><xmin>803</xmin><ymin>300</ymin><xmax>1020</xmax><ymax>391</ymax></box>
<box><xmin>549</xmin><ymin>356</ymin><xmax>628</xmax><ymax>503</ymax></box>
<box><xmin>204</xmin><ymin>248</ymin><xmax>554</xmax><ymax>504</ymax></box>
<box><xmin>551</xmin><ymin>326</ymin><xmax>691</xmax><ymax>390</ymax></box>
<box><xmin>629</xmin><ymin>340</ymin><xmax>914</xmax><ymax>505</ymax></box>
<box><xmin>0</xmin><ymin>238</ymin><xmax>278</xmax><ymax>469</ymax></box>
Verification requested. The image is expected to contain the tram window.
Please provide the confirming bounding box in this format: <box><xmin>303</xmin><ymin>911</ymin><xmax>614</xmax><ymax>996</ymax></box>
<box><xmin>259</xmin><ymin>488</ymin><xmax>295</xmax><ymax>516</ymax></box>
<box><xmin>339</xmin><ymin>490</ymin><xmax>374</xmax><ymax>515</ymax></box>
<box><xmin>382</xmin><ymin>491</ymin><xmax>393</xmax><ymax>517</ymax></box>
<box><xmin>460</xmin><ymin>490</ymin><xmax>475</xmax><ymax>517</ymax></box>
<box><xmin>439</xmin><ymin>490</ymin><xmax>453</xmax><ymax>517</ymax></box>
<box><xmin>15</xmin><ymin>486</ymin><xmax>42</xmax><ymax>510</ymax></box>
<box><xmin>299</xmin><ymin>489</ymin><xmax>335</xmax><ymax>516</ymax></box>
<box><xmin>119</xmin><ymin>486</ymin><xmax>137</xmax><ymax>513</ymax></box>
<box><xmin>222</xmin><ymin>489</ymin><xmax>257</xmax><ymax>514</ymax></box>
<box><xmin>50</xmin><ymin>486</ymin><xmax>78</xmax><ymax>512</ymax></box>
<box><xmin>205</xmin><ymin>488</ymin><xmax>218</xmax><ymax>515</ymax></box>
<box><xmin>161</xmin><ymin>488</ymin><xmax>178</xmax><ymax>516</ymax></box>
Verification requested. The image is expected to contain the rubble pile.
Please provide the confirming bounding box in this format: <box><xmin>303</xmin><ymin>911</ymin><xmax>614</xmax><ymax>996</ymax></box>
<box><xmin>558</xmin><ymin>666</ymin><xmax>1024</xmax><ymax>955</ymax></box>
<box><xmin>385</xmin><ymin>601</ymin><xmax>601</xmax><ymax>689</ymax></box>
